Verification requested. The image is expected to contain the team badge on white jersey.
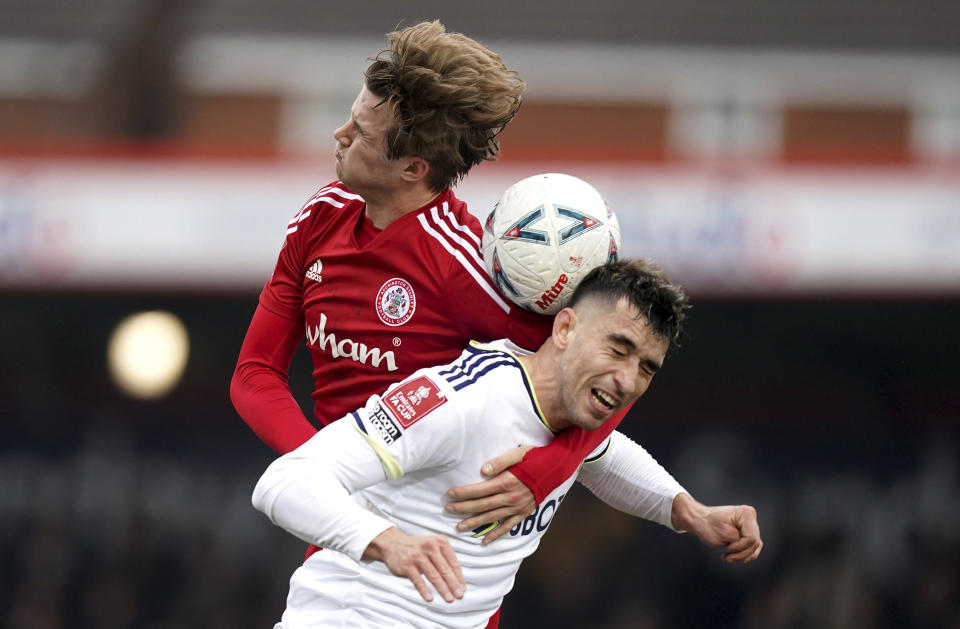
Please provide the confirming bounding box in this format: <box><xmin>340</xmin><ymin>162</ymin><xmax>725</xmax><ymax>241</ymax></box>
<box><xmin>383</xmin><ymin>376</ymin><xmax>445</xmax><ymax>428</ymax></box>
<box><xmin>376</xmin><ymin>278</ymin><xmax>416</xmax><ymax>326</ymax></box>
<box><xmin>305</xmin><ymin>259</ymin><xmax>323</xmax><ymax>283</ymax></box>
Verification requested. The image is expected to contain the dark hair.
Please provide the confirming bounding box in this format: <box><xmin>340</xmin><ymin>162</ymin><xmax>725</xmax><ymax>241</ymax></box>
<box><xmin>569</xmin><ymin>259</ymin><xmax>689</xmax><ymax>346</ymax></box>
<box><xmin>364</xmin><ymin>20</ymin><xmax>525</xmax><ymax>193</ymax></box>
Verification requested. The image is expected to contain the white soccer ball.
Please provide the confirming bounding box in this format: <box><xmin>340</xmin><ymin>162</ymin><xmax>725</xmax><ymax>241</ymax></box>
<box><xmin>482</xmin><ymin>173</ymin><xmax>622</xmax><ymax>315</ymax></box>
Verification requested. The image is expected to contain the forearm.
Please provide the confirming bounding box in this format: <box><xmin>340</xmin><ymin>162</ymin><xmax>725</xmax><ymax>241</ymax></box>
<box><xmin>232</xmin><ymin>303</ymin><xmax>317</xmax><ymax>454</ymax></box>
<box><xmin>251</xmin><ymin>420</ymin><xmax>393</xmax><ymax>560</ymax></box>
<box><xmin>578</xmin><ymin>431</ymin><xmax>685</xmax><ymax>530</ymax></box>
<box><xmin>510</xmin><ymin>405</ymin><xmax>628</xmax><ymax>503</ymax></box>
<box><xmin>231</xmin><ymin>362</ymin><xmax>317</xmax><ymax>453</ymax></box>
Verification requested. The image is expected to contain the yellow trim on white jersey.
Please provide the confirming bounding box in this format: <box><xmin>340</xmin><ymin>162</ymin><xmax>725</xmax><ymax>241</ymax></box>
<box><xmin>583</xmin><ymin>438</ymin><xmax>612</xmax><ymax>465</ymax></box>
<box><xmin>353</xmin><ymin>422</ymin><xmax>403</xmax><ymax>480</ymax></box>
<box><xmin>470</xmin><ymin>520</ymin><xmax>501</xmax><ymax>538</ymax></box>
<box><xmin>468</xmin><ymin>340</ymin><xmax>555</xmax><ymax>433</ymax></box>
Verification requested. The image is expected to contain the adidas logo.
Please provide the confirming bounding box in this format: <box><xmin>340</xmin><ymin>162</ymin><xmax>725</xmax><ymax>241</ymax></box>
<box><xmin>306</xmin><ymin>259</ymin><xmax>323</xmax><ymax>283</ymax></box>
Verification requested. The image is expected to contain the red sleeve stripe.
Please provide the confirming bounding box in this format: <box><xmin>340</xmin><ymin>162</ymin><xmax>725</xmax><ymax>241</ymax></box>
<box><xmin>437</xmin><ymin>204</ymin><xmax>482</xmax><ymax>249</ymax></box>
<box><xmin>429</xmin><ymin>204</ymin><xmax>509</xmax><ymax>310</ymax></box>
<box><xmin>301</xmin><ymin>194</ymin><xmax>344</xmax><ymax>212</ymax></box>
<box><xmin>323</xmin><ymin>186</ymin><xmax>363</xmax><ymax>202</ymax></box>
<box><xmin>428</xmin><ymin>205</ymin><xmax>487</xmax><ymax>273</ymax></box>
<box><xmin>417</xmin><ymin>210</ymin><xmax>512</xmax><ymax>314</ymax></box>
<box><xmin>286</xmin><ymin>185</ymin><xmax>333</xmax><ymax>229</ymax></box>
<box><xmin>291</xmin><ymin>190</ymin><xmax>344</xmax><ymax>224</ymax></box>
<box><xmin>286</xmin><ymin>185</ymin><xmax>362</xmax><ymax>235</ymax></box>
<box><xmin>286</xmin><ymin>197</ymin><xmax>338</xmax><ymax>233</ymax></box>
<box><xmin>302</xmin><ymin>184</ymin><xmax>337</xmax><ymax>209</ymax></box>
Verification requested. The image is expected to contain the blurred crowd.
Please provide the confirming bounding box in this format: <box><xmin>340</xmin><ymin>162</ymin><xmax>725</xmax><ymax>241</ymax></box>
<box><xmin>2</xmin><ymin>422</ymin><xmax>957</xmax><ymax>629</ymax></box>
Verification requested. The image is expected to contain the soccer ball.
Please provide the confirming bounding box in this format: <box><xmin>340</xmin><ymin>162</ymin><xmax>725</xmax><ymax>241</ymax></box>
<box><xmin>482</xmin><ymin>173</ymin><xmax>621</xmax><ymax>315</ymax></box>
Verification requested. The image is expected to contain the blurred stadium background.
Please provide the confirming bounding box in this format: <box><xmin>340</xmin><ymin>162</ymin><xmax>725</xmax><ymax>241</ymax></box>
<box><xmin>2</xmin><ymin>1</ymin><xmax>959</xmax><ymax>628</ymax></box>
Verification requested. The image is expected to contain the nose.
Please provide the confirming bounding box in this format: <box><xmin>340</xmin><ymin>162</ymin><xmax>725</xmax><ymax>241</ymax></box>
<box><xmin>333</xmin><ymin>119</ymin><xmax>353</xmax><ymax>147</ymax></box>
<box><xmin>613</xmin><ymin>362</ymin><xmax>644</xmax><ymax>399</ymax></box>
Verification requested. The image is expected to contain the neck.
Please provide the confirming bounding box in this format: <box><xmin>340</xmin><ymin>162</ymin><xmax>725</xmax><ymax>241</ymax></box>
<box><xmin>363</xmin><ymin>184</ymin><xmax>442</xmax><ymax>230</ymax></box>
<box><xmin>518</xmin><ymin>349</ymin><xmax>571</xmax><ymax>432</ymax></box>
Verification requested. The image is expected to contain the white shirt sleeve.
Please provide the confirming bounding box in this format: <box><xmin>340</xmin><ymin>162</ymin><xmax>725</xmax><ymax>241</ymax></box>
<box><xmin>577</xmin><ymin>431</ymin><xmax>686</xmax><ymax>531</ymax></box>
<box><xmin>251</xmin><ymin>379</ymin><xmax>466</xmax><ymax>561</ymax></box>
<box><xmin>251</xmin><ymin>417</ymin><xmax>395</xmax><ymax>561</ymax></box>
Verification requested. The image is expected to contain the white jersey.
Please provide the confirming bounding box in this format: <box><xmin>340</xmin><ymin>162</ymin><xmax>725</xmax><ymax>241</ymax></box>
<box><xmin>254</xmin><ymin>339</ymin><xmax>685</xmax><ymax>629</ymax></box>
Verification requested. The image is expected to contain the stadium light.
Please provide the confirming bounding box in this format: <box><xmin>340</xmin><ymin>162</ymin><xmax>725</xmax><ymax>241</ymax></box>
<box><xmin>107</xmin><ymin>310</ymin><xmax>190</xmax><ymax>400</ymax></box>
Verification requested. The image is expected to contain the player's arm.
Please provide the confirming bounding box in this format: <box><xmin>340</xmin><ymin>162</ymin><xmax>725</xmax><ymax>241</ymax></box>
<box><xmin>445</xmin><ymin>404</ymin><xmax>627</xmax><ymax>543</ymax></box>
<box><xmin>576</xmin><ymin>430</ymin><xmax>685</xmax><ymax>527</ymax></box>
<box><xmin>232</xmin><ymin>192</ymin><xmax>326</xmax><ymax>454</ymax></box>
<box><xmin>578</xmin><ymin>431</ymin><xmax>763</xmax><ymax>563</ymax></box>
<box><xmin>252</xmin><ymin>390</ymin><xmax>468</xmax><ymax>602</ymax></box>
<box><xmin>510</xmin><ymin>404</ymin><xmax>626</xmax><ymax>502</ymax></box>
<box><xmin>252</xmin><ymin>418</ymin><xmax>394</xmax><ymax>557</ymax></box>
<box><xmin>230</xmin><ymin>304</ymin><xmax>317</xmax><ymax>454</ymax></box>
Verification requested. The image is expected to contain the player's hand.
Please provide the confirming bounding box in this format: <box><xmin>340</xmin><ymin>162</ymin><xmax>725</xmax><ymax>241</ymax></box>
<box><xmin>363</xmin><ymin>527</ymin><xmax>466</xmax><ymax>603</ymax></box>
<box><xmin>445</xmin><ymin>446</ymin><xmax>536</xmax><ymax>544</ymax></box>
<box><xmin>670</xmin><ymin>493</ymin><xmax>763</xmax><ymax>563</ymax></box>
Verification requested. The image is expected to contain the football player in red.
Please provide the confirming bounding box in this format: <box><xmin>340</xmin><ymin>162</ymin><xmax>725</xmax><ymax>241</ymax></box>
<box><xmin>231</xmin><ymin>20</ymin><xmax>632</xmax><ymax>627</ymax></box>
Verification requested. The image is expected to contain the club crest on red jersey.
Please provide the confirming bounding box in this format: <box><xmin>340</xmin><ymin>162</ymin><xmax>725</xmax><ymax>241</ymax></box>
<box><xmin>383</xmin><ymin>376</ymin><xmax>446</xmax><ymax>428</ymax></box>
<box><xmin>376</xmin><ymin>277</ymin><xmax>416</xmax><ymax>326</ymax></box>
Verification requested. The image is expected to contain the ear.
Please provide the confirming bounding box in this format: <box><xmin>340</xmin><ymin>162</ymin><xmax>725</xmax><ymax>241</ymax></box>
<box><xmin>399</xmin><ymin>156</ymin><xmax>430</xmax><ymax>184</ymax></box>
<box><xmin>552</xmin><ymin>307</ymin><xmax>578</xmax><ymax>350</ymax></box>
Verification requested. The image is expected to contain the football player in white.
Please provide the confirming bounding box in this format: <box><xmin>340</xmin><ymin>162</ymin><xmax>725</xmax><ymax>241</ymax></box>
<box><xmin>253</xmin><ymin>260</ymin><xmax>762</xmax><ymax>629</ymax></box>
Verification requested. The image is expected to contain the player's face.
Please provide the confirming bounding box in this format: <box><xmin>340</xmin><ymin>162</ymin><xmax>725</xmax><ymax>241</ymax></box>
<box><xmin>332</xmin><ymin>85</ymin><xmax>403</xmax><ymax>195</ymax></box>
<box><xmin>554</xmin><ymin>298</ymin><xmax>669</xmax><ymax>431</ymax></box>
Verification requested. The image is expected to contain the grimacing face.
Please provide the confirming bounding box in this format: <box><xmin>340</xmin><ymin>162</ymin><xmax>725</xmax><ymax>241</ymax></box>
<box><xmin>553</xmin><ymin>297</ymin><xmax>669</xmax><ymax>431</ymax></box>
<box><xmin>332</xmin><ymin>84</ymin><xmax>403</xmax><ymax>196</ymax></box>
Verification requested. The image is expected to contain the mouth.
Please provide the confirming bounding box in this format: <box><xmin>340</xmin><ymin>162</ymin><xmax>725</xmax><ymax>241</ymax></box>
<box><xmin>590</xmin><ymin>388</ymin><xmax>618</xmax><ymax>413</ymax></box>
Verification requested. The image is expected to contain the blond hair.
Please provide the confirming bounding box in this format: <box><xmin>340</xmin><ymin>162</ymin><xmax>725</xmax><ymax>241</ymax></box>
<box><xmin>365</xmin><ymin>21</ymin><xmax>525</xmax><ymax>192</ymax></box>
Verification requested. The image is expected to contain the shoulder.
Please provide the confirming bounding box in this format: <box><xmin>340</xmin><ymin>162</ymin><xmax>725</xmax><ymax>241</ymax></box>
<box><xmin>286</xmin><ymin>180</ymin><xmax>363</xmax><ymax>236</ymax></box>
<box><xmin>433</xmin><ymin>341</ymin><xmax>523</xmax><ymax>393</ymax></box>
<box><xmin>412</xmin><ymin>190</ymin><xmax>512</xmax><ymax>314</ymax></box>
<box><xmin>360</xmin><ymin>368</ymin><xmax>465</xmax><ymax>449</ymax></box>
<box><xmin>411</xmin><ymin>190</ymin><xmax>482</xmax><ymax>251</ymax></box>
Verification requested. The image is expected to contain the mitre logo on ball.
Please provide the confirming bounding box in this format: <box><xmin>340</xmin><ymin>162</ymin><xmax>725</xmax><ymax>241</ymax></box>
<box><xmin>482</xmin><ymin>173</ymin><xmax>622</xmax><ymax>315</ymax></box>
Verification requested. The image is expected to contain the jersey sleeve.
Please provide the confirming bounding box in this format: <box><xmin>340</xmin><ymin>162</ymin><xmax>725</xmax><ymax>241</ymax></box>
<box><xmin>233</xmin><ymin>184</ymin><xmax>340</xmax><ymax>453</ymax></box>
<box><xmin>576</xmin><ymin>430</ymin><xmax>686</xmax><ymax>530</ymax></box>
<box><xmin>230</xmin><ymin>303</ymin><xmax>318</xmax><ymax>454</ymax></box>
<box><xmin>252</xmin><ymin>371</ymin><xmax>467</xmax><ymax>560</ymax></box>
<box><xmin>349</xmin><ymin>372</ymin><xmax>466</xmax><ymax>479</ymax></box>
<box><xmin>259</xmin><ymin>184</ymin><xmax>337</xmax><ymax>319</ymax></box>
<box><xmin>508</xmin><ymin>403</ymin><xmax>632</xmax><ymax>504</ymax></box>
<box><xmin>252</xmin><ymin>418</ymin><xmax>395</xmax><ymax>560</ymax></box>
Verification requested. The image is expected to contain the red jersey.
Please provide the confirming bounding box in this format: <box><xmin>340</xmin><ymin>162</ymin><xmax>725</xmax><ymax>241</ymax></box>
<box><xmin>260</xmin><ymin>181</ymin><xmax>551</xmax><ymax>427</ymax></box>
